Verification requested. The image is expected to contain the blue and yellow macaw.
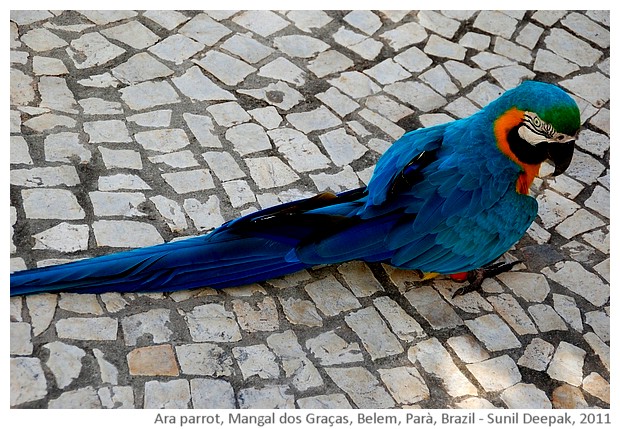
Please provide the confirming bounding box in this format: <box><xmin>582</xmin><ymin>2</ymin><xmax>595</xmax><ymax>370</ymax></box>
<box><xmin>11</xmin><ymin>81</ymin><xmax>580</xmax><ymax>296</ymax></box>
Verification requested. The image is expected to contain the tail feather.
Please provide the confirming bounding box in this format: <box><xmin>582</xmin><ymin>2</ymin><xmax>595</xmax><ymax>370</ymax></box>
<box><xmin>10</xmin><ymin>230</ymin><xmax>309</xmax><ymax>296</ymax></box>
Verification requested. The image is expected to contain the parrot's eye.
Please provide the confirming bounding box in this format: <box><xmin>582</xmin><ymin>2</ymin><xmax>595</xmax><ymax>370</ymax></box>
<box><xmin>533</xmin><ymin>117</ymin><xmax>541</xmax><ymax>127</ymax></box>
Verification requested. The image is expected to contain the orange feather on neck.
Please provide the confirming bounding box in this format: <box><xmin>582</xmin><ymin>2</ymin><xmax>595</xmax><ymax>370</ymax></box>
<box><xmin>494</xmin><ymin>108</ymin><xmax>541</xmax><ymax>195</ymax></box>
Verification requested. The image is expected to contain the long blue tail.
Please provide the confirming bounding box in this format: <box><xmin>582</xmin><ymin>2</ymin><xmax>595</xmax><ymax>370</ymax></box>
<box><xmin>10</xmin><ymin>189</ymin><xmax>367</xmax><ymax>296</ymax></box>
<box><xmin>10</xmin><ymin>230</ymin><xmax>309</xmax><ymax>296</ymax></box>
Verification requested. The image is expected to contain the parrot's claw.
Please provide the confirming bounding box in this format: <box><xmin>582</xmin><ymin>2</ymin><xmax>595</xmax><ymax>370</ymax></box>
<box><xmin>451</xmin><ymin>260</ymin><xmax>522</xmax><ymax>298</ymax></box>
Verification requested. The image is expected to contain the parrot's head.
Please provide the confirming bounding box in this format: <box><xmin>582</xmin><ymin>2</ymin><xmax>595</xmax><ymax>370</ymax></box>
<box><xmin>491</xmin><ymin>81</ymin><xmax>580</xmax><ymax>179</ymax></box>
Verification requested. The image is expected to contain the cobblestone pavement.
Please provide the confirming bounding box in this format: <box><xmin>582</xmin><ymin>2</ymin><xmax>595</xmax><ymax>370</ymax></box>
<box><xmin>10</xmin><ymin>10</ymin><xmax>610</xmax><ymax>409</ymax></box>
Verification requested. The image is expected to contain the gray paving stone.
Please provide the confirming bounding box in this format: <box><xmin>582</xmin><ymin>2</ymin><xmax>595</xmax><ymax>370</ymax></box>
<box><xmin>410</xmin><ymin>337</ymin><xmax>477</xmax><ymax>397</ymax></box>
<box><xmin>101</xmin><ymin>20</ymin><xmax>159</xmax><ymax>50</ymax></box>
<box><xmin>121</xmin><ymin>80</ymin><xmax>181</xmax><ymax>110</ymax></box>
<box><xmin>528</xmin><ymin>304</ymin><xmax>568</xmax><ymax>332</ymax></box>
<box><xmin>279</xmin><ymin>297</ymin><xmax>322</xmax><ymax>327</ymax></box>
<box><xmin>561</xmin><ymin>12</ymin><xmax>609</xmax><ymax>48</ymax></box>
<box><xmin>248</xmin><ymin>106</ymin><xmax>283</xmax><ymax>129</ymax></box>
<box><xmin>585</xmin><ymin>310</ymin><xmax>609</xmax><ymax>342</ymax></box>
<box><xmin>121</xmin><ymin>309</ymin><xmax>172</xmax><ymax>346</ymax></box>
<box><xmin>424</xmin><ymin>34</ymin><xmax>466</xmax><ymax>60</ymax></box>
<box><xmin>420</xmin><ymin>65</ymin><xmax>459</xmax><ymax>95</ymax></box>
<box><xmin>183</xmin><ymin>113</ymin><xmax>221</xmax><ymax>148</ymax></box>
<box><xmin>10</xmin><ymin>137</ymin><xmax>32</xmax><ymax>165</ymax></box>
<box><xmin>487</xmin><ymin>294</ymin><xmax>538</xmax><ymax>335</ymax></box>
<box><xmin>10</xmin><ymin>357</ymin><xmax>48</xmax><ymax>406</ymax></box>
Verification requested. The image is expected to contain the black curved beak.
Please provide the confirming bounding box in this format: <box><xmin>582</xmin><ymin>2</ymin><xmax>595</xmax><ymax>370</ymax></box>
<box><xmin>547</xmin><ymin>140</ymin><xmax>575</xmax><ymax>176</ymax></box>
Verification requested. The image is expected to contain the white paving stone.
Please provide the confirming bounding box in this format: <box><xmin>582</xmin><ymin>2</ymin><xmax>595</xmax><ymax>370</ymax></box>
<box><xmin>44</xmin><ymin>341</ymin><xmax>85</xmax><ymax>389</ymax></box>
<box><xmin>66</xmin><ymin>32</ymin><xmax>125</xmax><ymax>69</ymax></box>
<box><xmin>101</xmin><ymin>20</ymin><xmax>159</xmax><ymax>49</ymax></box>
<box><xmin>245</xmin><ymin>157</ymin><xmax>300</xmax><ymax>189</ymax></box>
<box><xmin>22</xmin><ymin>189</ymin><xmax>85</xmax><ymax>220</ymax></box>
<box><xmin>465</xmin><ymin>314</ymin><xmax>521</xmax><ymax>351</ymax></box>
<box><xmin>183</xmin><ymin>303</ymin><xmax>241</xmax><ymax>342</ymax></box>
<box><xmin>267</xmin><ymin>330</ymin><xmax>322</xmax><ymax>391</ymax></box>
<box><xmin>98</xmin><ymin>174</ymin><xmax>151</xmax><ymax>191</ymax></box>
<box><xmin>325</xmin><ymin>366</ymin><xmax>395</xmax><ymax>408</ymax></box>
<box><xmin>446</xmin><ymin>335</ymin><xmax>490</xmax><ymax>363</ymax></box>
<box><xmin>233</xmin><ymin>10</ymin><xmax>289</xmax><ymax>37</ymax></box>
<box><xmin>93</xmin><ymin>220</ymin><xmax>163</xmax><ymax>248</ymax></box>
<box><xmin>176</xmin><ymin>343</ymin><xmax>233</xmax><ymax>377</ymax></box>
<box><xmin>179</xmin><ymin>13</ymin><xmax>231</xmax><ymax>45</ymax></box>
<box><xmin>378</xmin><ymin>366</ymin><xmax>430</xmax><ymax>405</ymax></box>
<box><xmin>258</xmin><ymin>57</ymin><xmax>306</xmax><ymax>86</ymax></box>
<box><xmin>55</xmin><ymin>317</ymin><xmax>118</xmax><ymax>341</ymax></box>
<box><xmin>307</xmin><ymin>50</ymin><xmax>354</xmax><ymax>78</ymax></box>
<box><xmin>542</xmin><ymin>261</ymin><xmax>609</xmax><ymax>307</ymax></box>
<box><xmin>305</xmin><ymin>275</ymin><xmax>361</xmax><ymax>317</ymax></box>
<box><xmin>148</xmin><ymin>34</ymin><xmax>204</xmax><ymax>64</ymax></box>
<box><xmin>269</xmin><ymin>128</ymin><xmax>330</xmax><ymax>172</ymax></box>
<box><xmin>195</xmin><ymin>51</ymin><xmax>256</xmax><ymax>86</ymax></box>
<box><xmin>144</xmin><ymin>380</ymin><xmax>190</xmax><ymax>409</ymax></box>
<box><xmin>380</xmin><ymin>22</ymin><xmax>427</xmax><ymax>51</ymax></box>
<box><xmin>183</xmin><ymin>113</ymin><xmax>221</xmax><ymax>147</ymax></box>
<box><xmin>501</xmin><ymin>383</ymin><xmax>552</xmax><ymax>409</ymax></box>
<box><xmin>473</xmin><ymin>10</ymin><xmax>518</xmax><ymax>38</ymax></box>
<box><xmin>345</xmin><ymin>306</ymin><xmax>403</xmax><ymax>360</ymax></box>
<box><xmin>547</xmin><ymin>341</ymin><xmax>586</xmax><ymax>386</ymax></box>
<box><xmin>190</xmin><ymin>378</ymin><xmax>235</xmax><ymax>409</ymax></box>
<box><xmin>333</xmin><ymin>26</ymin><xmax>383</xmax><ymax>60</ymax></box>
<box><xmin>409</xmin><ymin>337</ymin><xmax>477</xmax><ymax>397</ymax></box>
<box><xmin>467</xmin><ymin>355</ymin><xmax>521</xmax><ymax>392</ymax></box>
<box><xmin>226</xmin><ymin>123</ymin><xmax>271</xmax><ymax>156</ymax></box>
<box><xmin>112</xmin><ymin>53</ymin><xmax>173</xmax><ymax>84</ymax></box>
<box><xmin>319</xmin><ymin>128</ymin><xmax>366</xmax><ymax>167</ymax></box>
<box><xmin>183</xmin><ymin>196</ymin><xmax>225</xmax><ymax>231</ymax></box>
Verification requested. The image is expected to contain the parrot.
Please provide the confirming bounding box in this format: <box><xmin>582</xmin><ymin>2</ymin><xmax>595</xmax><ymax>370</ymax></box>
<box><xmin>10</xmin><ymin>81</ymin><xmax>580</xmax><ymax>297</ymax></box>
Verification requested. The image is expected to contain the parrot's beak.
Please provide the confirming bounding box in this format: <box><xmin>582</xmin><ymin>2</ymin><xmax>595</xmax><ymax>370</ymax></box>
<box><xmin>547</xmin><ymin>140</ymin><xmax>575</xmax><ymax>176</ymax></box>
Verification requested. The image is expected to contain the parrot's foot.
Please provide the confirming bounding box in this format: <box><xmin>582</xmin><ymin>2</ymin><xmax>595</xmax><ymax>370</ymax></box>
<box><xmin>451</xmin><ymin>260</ymin><xmax>522</xmax><ymax>298</ymax></box>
